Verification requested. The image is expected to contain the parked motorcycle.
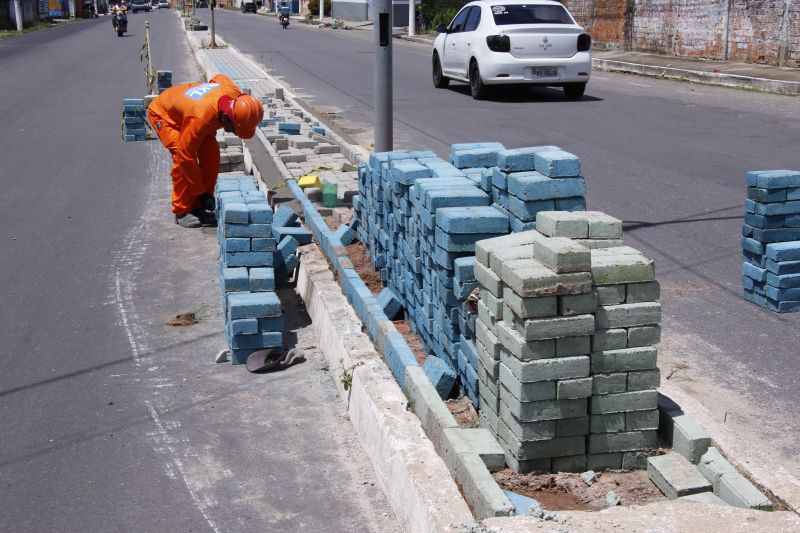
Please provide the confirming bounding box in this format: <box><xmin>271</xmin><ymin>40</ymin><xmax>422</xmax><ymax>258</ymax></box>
<box><xmin>113</xmin><ymin>12</ymin><xmax>128</xmax><ymax>36</ymax></box>
<box><xmin>280</xmin><ymin>13</ymin><xmax>289</xmax><ymax>29</ymax></box>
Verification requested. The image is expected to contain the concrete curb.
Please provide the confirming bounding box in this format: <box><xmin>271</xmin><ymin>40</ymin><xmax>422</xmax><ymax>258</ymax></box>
<box><xmin>296</xmin><ymin>245</ymin><xmax>475</xmax><ymax>532</ymax></box>
<box><xmin>592</xmin><ymin>59</ymin><xmax>800</xmax><ymax>96</ymax></box>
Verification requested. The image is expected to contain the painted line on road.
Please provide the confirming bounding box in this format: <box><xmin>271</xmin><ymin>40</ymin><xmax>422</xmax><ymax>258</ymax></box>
<box><xmin>592</xmin><ymin>75</ymin><xmax>609</xmax><ymax>80</ymax></box>
<box><xmin>629</xmin><ymin>82</ymin><xmax>654</xmax><ymax>88</ymax></box>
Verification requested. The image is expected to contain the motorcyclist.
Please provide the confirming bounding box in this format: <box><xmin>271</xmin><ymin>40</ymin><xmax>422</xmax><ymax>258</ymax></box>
<box><xmin>112</xmin><ymin>2</ymin><xmax>127</xmax><ymax>30</ymax></box>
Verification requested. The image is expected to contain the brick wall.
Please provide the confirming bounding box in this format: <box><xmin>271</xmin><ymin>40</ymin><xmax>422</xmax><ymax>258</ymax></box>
<box><xmin>564</xmin><ymin>0</ymin><xmax>799</xmax><ymax>67</ymax></box>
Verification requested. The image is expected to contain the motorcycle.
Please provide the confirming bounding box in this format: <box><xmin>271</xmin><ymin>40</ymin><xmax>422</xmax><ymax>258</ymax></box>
<box><xmin>113</xmin><ymin>12</ymin><xmax>128</xmax><ymax>37</ymax></box>
<box><xmin>280</xmin><ymin>13</ymin><xmax>289</xmax><ymax>29</ymax></box>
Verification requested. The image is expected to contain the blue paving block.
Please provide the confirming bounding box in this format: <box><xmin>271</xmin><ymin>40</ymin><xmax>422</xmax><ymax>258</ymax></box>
<box><xmin>747</xmin><ymin>187</ymin><xmax>788</xmax><ymax>203</ymax></box>
<box><xmin>433</xmin><ymin>246</ymin><xmax>468</xmax><ymax>270</ymax></box>
<box><xmin>766</xmin><ymin>259</ymin><xmax>800</xmax><ymax>275</ymax></box>
<box><xmin>276</xmin><ymin>254</ymin><xmax>300</xmax><ymax>279</ymax></box>
<box><xmin>743</xmin><ymin>250</ymin><xmax>766</xmax><ymax>267</ymax></box>
<box><xmin>278</xmin><ymin>122</ymin><xmax>301</xmax><ymax>134</ymax></box>
<box><xmin>786</xmin><ymin>215</ymin><xmax>800</xmax><ymax>227</ymax></box>
<box><xmin>454</xmin><ymin>256</ymin><xmax>476</xmax><ymax>282</ymax></box>
<box><xmin>745</xmin><ymin>199</ymin><xmax>800</xmax><ymax>216</ymax></box>
<box><xmin>250</xmin><ymin>267</ymin><xmax>276</xmax><ymax>292</ymax></box>
<box><xmin>449</xmin><ymin>142</ymin><xmax>505</xmax><ymax>163</ymax></box>
<box><xmin>533</xmin><ymin>149</ymin><xmax>581</xmax><ymax>177</ymax></box>
<box><xmin>425</xmin><ymin>188</ymin><xmax>491</xmax><ymax>211</ymax></box>
<box><xmin>383</xmin><ymin>332</ymin><xmax>420</xmax><ymax>385</ymax></box>
<box><xmin>225</xmin><ymin>252</ymin><xmax>274</xmax><ymax>267</ymax></box>
<box><xmin>744</xmin><ymin>213</ymin><xmax>786</xmax><ymax>229</ymax></box>
<box><xmin>742</xmin><ymin>237</ymin><xmax>766</xmax><ymax>255</ymax></box>
<box><xmin>225</xmin><ymin>238</ymin><xmax>250</xmax><ymax>252</ymax></box>
<box><xmin>764</xmin><ymin>285</ymin><xmax>800</xmax><ymax>301</ymax></box>
<box><xmin>497</xmin><ymin>146</ymin><xmax>559</xmax><ymax>172</ymax></box>
<box><xmin>744</xmin><ymin>226</ymin><xmax>800</xmax><ymax>243</ymax></box>
<box><xmin>273</xmin><ymin>204</ymin><xmax>300</xmax><ymax>228</ymax></box>
<box><xmin>227</xmin><ymin>291</ymin><xmax>282</xmax><ymax>319</ymax></box>
<box><xmin>435</xmin><ymin>229</ymin><xmax>504</xmax><ymax>252</ymax></box>
<box><xmin>334</xmin><ymin>224</ymin><xmax>357</xmax><ymax>245</ymax></box>
<box><xmin>230</xmin><ymin>348</ymin><xmax>256</xmax><ymax>365</ymax></box>
<box><xmin>766</xmin><ymin>271</ymin><xmax>800</xmax><ymax>288</ymax></box>
<box><xmin>507</xmin><ymin>172</ymin><xmax>586</xmax><ymax>200</ymax></box>
<box><xmin>453</xmin><ymin>279</ymin><xmax>478</xmax><ymax>300</ymax></box>
<box><xmin>746</xmin><ymin>170</ymin><xmax>800</xmax><ymax>189</ymax></box>
<box><xmin>422</xmin><ymin>356</ymin><xmax>456</xmax><ymax>399</ymax></box>
<box><xmin>276</xmin><ymin>235</ymin><xmax>299</xmax><ymax>259</ymax></box>
<box><xmin>435</xmin><ymin>206</ymin><xmax>510</xmax><ymax>234</ymax></box>
<box><xmin>742</xmin><ymin>262</ymin><xmax>767</xmax><ymax>282</ymax></box>
<box><xmin>230</xmin><ymin>331</ymin><xmax>283</xmax><ymax>350</ymax></box>
<box><xmin>429</xmin><ymin>165</ymin><xmax>468</xmax><ymax>178</ymax></box>
<box><xmin>505</xmin><ymin>491</ymin><xmax>541</xmax><ymax>516</ymax></box>
<box><xmin>390</xmin><ymin>159</ymin><xmax>432</xmax><ymax>185</ymax></box>
<box><xmin>508</xmin><ymin>195</ymin><xmax>556</xmax><ymax>221</ymax></box>
<box><xmin>742</xmin><ymin>274</ymin><xmax>755</xmax><ymax>290</ymax></box>
<box><xmin>222</xmin><ymin>202</ymin><xmax>250</xmax><ymax>224</ymax></box>
<box><xmin>451</xmin><ymin>148</ymin><xmax>501</xmax><ymax>169</ymax></box>
<box><xmin>312</xmin><ymin>126</ymin><xmax>326</xmax><ymax>135</ymax></box>
<box><xmin>273</xmin><ymin>226</ymin><xmax>312</xmax><ymax>245</ymax></box>
<box><xmin>230</xmin><ymin>318</ymin><xmax>259</xmax><ymax>335</ymax></box>
<box><xmin>222</xmin><ymin>267</ymin><xmax>249</xmax><ymax>292</ymax></box>
<box><xmin>259</xmin><ymin>316</ymin><xmax>285</xmax><ymax>332</ymax></box>
<box><xmin>251</xmin><ymin>238</ymin><xmax>277</xmax><ymax>252</ymax></box>
<box><xmin>788</xmin><ymin>188</ymin><xmax>800</xmax><ymax>201</ymax></box>
<box><xmin>247</xmin><ymin>204</ymin><xmax>273</xmax><ymax>223</ymax></box>
<box><xmin>378</xmin><ymin>287</ymin><xmax>403</xmax><ymax>319</ymax></box>
<box><xmin>225</xmin><ymin>224</ymin><xmax>272</xmax><ymax>238</ymax></box>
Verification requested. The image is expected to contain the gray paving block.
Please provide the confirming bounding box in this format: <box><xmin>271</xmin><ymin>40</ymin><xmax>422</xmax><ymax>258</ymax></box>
<box><xmin>591</xmin><ymin>347</ymin><xmax>658</xmax><ymax>373</ymax></box>
<box><xmin>555</xmin><ymin>336</ymin><xmax>591</xmax><ymax>356</ymax></box>
<box><xmin>501</xmin><ymin>258</ymin><xmax>593</xmax><ymax>298</ymax></box>
<box><xmin>557</xmin><ymin>377</ymin><xmax>593</xmax><ymax>399</ymax></box>
<box><xmin>697</xmin><ymin>447</ymin><xmax>738</xmax><ymax>492</ymax></box>
<box><xmin>591</xmin><ymin>251</ymin><xmax>655</xmax><ymax>285</ymax></box>
<box><xmin>678</xmin><ymin>492</ymin><xmax>728</xmax><ymax>506</ymax></box>
<box><xmin>500</xmin><ymin>351</ymin><xmax>590</xmax><ymax>383</ymax></box>
<box><xmin>499</xmin><ymin>362</ymin><xmax>556</xmax><ymax>402</ymax></box>
<box><xmin>671</xmin><ymin>414</ymin><xmax>712</xmax><ymax>464</ymax></box>
<box><xmin>575</xmin><ymin>238</ymin><xmax>626</xmax><ymax>250</ymax></box>
<box><xmin>503</xmin><ymin>289</ymin><xmax>557</xmax><ymax>318</ymax></box>
<box><xmin>533</xmin><ymin>236</ymin><xmax>591</xmax><ymax>273</ymax></box>
<box><xmin>489</xmin><ymin>245</ymin><xmax>537</xmax><ymax>276</ymax></box>
<box><xmin>475</xmin><ymin>260</ymin><xmax>504</xmax><ymax>297</ymax></box>
<box><xmin>627</xmin><ymin>369</ymin><xmax>661</xmax><ymax>391</ymax></box>
<box><xmin>403</xmin><ymin>367</ymin><xmax>459</xmax><ymax>450</ymax></box>
<box><xmin>592</xmin><ymin>329</ymin><xmax>628</xmax><ymax>351</ymax></box>
<box><xmin>586</xmin><ymin>211</ymin><xmax>623</xmax><ymax>239</ymax></box>
<box><xmin>595</xmin><ymin>302</ymin><xmax>662</xmax><ymax>329</ymax></box>
<box><xmin>461</xmin><ymin>428</ymin><xmax>507</xmax><ymax>472</ymax></box>
<box><xmin>621</xmin><ymin>450</ymin><xmax>650</xmax><ymax>470</ymax></box>
<box><xmin>536</xmin><ymin>212</ymin><xmax>589</xmax><ymax>238</ymax></box>
<box><xmin>499</xmin><ymin>419</ymin><xmax>585</xmax><ymax>460</ymax></box>
<box><xmin>588</xmin><ymin>453</ymin><xmax>622</xmax><ymax>470</ymax></box>
<box><xmin>626</xmin><ymin>280</ymin><xmax>661</xmax><ymax>303</ymax></box>
<box><xmin>475</xmin><ymin>320</ymin><xmax>502</xmax><ymax>359</ymax></box>
<box><xmin>589</xmin><ymin>430</ymin><xmax>656</xmax><ymax>453</ymax></box>
<box><xmin>648</xmin><ymin>454</ymin><xmax>712</xmax><ymax>499</ymax></box>
<box><xmin>516</xmin><ymin>314</ymin><xmax>596</xmax><ymax>341</ymax></box>
<box><xmin>475</xmin><ymin>231</ymin><xmax>543</xmax><ymax>266</ymax></box>
<box><xmin>718</xmin><ymin>471</ymin><xmax>773</xmax><ymax>510</ymax></box>
<box><xmin>558</xmin><ymin>292</ymin><xmax>598</xmax><ymax>316</ymax></box>
<box><xmin>481</xmin><ymin>289</ymin><xmax>505</xmax><ymax>317</ymax></box>
<box><xmin>592</xmin><ymin>372</ymin><xmax>628</xmax><ymax>394</ymax></box>
<box><xmin>555</xmin><ymin>416</ymin><xmax>590</xmax><ymax>437</ymax></box>
<box><xmin>591</xmin><ymin>390</ymin><xmax>658</xmax><ymax>414</ymax></box>
<box><xmin>495</xmin><ymin>321</ymin><xmax>555</xmax><ymax>361</ymax></box>
<box><xmin>596</xmin><ymin>284</ymin><xmax>626</xmax><ymax>305</ymax></box>
<box><xmin>552</xmin><ymin>454</ymin><xmax>588</xmax><ymax>473</ymax></box>
<box><xmin>625</xmin><ymin>410</ymin><xmax>660</xmax><ymax>431</ymax></box>
<box><xmin>499</xmin><ymin>386</ymin><xmax>587</xmax><ymax>422</ymax></box>
<box><xmin>627</xmin><ymin>325</ymin><xmax>661</xmax><ymax>347</ymax></box>
<box><xmin>498</xmin><ymin>400</ymin><xmax>556</xmax><ymax>441</ymax></box>
<box><xmin>590</xmin><ymin>413</ymin><xmax>625</xmax><ymax>434</ymax></box>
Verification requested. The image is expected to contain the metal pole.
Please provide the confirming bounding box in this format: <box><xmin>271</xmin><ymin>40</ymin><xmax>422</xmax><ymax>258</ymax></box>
<box><xmin>319</xmin><ymin>0</ymin><xmax>322</xmax><ymax>20</ymax></box>
<box><xmin>408</xmin><ymin>0</ymin><xmax>414</xmax><ymax>37</ymax></box>
<box><xmin>13</xmin><ymin>0</ymin><xmax>23</xmax><ymax>31</ymax></box>
<box><xmin>210</xmin><ymin>1</ymin><xmax>217</xmax><ymax>47</ymax></box>
<box><xmin>373</xmin><ymin>0</ymin><xmax>392</xmax><ymax>152</ymax></box>
<box><xmin>146</xmin><ymin>21</ymin><xmax>155</xmax><ymax>93</ymax></box>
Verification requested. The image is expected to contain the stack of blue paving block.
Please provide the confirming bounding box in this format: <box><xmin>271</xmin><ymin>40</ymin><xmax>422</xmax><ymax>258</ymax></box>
<box><xmin>352</xmin><ymin>143</ymin><xmax>588</xmax><ymax>400</ymax></box>
<box><xmin>156</xmin><ymin>70</ymin><xmax>172</xmax><ymax>94</ymax></box>
<box><xmin>122</xmin><ymin>98</ymin><xmax>148</xmax><ymax>142</ymax></box>
<box><xmin>215</xmin><ymin>175</ymin><xmax>284</xmax><ymax>364</ymax></box>
<box><xmin>742</xmin><ymin>169</ymin><xmax>800</xmax><ymax>312</ymax></box>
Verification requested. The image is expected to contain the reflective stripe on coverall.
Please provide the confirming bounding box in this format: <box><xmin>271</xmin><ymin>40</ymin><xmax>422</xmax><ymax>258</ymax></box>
<box><xmin>147</xmin><ymin>74</ymin><xmax>240</xmax><ymax>215</ymax></box>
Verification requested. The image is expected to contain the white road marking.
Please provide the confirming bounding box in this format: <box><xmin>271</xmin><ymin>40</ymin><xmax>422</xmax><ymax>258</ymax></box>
<box><xmin>629</xmin><ymin>82</ymin><xmax>653</xmax><ymax>88</ymax></box>
<box><xmin>591</xmin><ymin>75</ymin><xmax>609</xmax><ymax>80</ymax></box>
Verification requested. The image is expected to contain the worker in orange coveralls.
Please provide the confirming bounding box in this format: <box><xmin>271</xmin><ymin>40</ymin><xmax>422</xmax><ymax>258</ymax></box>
<box><xmin>148</xmin><ymin>74</ymin><xmax>264</xmax><ymax>228</ymax></box>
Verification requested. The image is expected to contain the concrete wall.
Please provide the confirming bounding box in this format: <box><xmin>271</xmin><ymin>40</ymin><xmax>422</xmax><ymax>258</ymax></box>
<box><xmin>1</xmin><ymin>0</ymin><xmax>41</xmax><ymax>30</ymax></box>
<box><xmin>332</xmin><ymin>0</ymin><xmax>415</xmax><ymax>25</ymax></box>
<box><xmin>565</xmin><ymin>0</ymin><xmax>800</xmax><ymax>67</ymax></box>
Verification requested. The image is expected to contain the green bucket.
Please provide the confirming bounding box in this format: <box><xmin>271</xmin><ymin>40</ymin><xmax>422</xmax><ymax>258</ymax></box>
<box><xmin>322</xmin><ymin>181</ymin><xmax>338</xmax><ymax>208</ymax></box>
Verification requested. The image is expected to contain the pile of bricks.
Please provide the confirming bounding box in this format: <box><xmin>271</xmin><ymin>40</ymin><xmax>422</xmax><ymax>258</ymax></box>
<box><xmin>472</xmin><ymin>211</ymin><xmax>661</xmax><ymax>473</ymax></box>
<box><xmin>122</xmin><ymin>98</ymin><xmax>148</xmax><ymax>142</ymax></box>
<box><xmin>352</xmin><ymin>144</ymin><xmax>588</xmax><ymax>405</ymax></box>
<box><xmin>156</xmin><ymin>70</ymin><xmax>172</xmax><ymax>94</ymax></box>
<box><xmin>742</xmin><ymin>169</ymin><xmax>800</xmax><ymax>312</ymax></box>
<box><xmin>217</xmin><ymin>132</ymin><xmax>246</xmax><ymax>173</ymax></box>
<box><xmin>216</xmin><ymin>174</ymin><xmax>284</xmax><ymax>365</ymax></box>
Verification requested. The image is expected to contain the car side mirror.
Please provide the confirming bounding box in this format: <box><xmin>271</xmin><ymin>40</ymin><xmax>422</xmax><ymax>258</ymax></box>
<box><xmin>436</xmin><ymin>24</ymin><xmax>448</xmax><ymax>34</ymax></box>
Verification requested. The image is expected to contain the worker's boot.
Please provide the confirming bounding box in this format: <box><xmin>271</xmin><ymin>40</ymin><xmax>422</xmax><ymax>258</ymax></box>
<box><xmin>193</xmin><ymin>208</ymin><xmax>217</xmax><ymax>227</ymax></box>
<box><xmin>175</xmin><ymin>211</ymin><xmax>202</xmax><ymax>228</ymax></box>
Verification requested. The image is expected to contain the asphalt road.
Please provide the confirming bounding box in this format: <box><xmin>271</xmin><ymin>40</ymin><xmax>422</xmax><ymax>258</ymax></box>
<box><xmin>0</xmin><ymin>13</ymin><xmax>396</xmax><ymax>532</ymax></box>
<box><xmin>198</xmin><ymin>10</ymin><xmax>800</xmax><ymax>468</ymax></box>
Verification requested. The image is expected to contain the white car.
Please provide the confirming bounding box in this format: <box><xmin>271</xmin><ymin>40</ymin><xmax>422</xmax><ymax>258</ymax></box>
<box><xmin>432</xmin><ymin>0</ymin><xmax>591</xmax><ymax>99</ymax></box>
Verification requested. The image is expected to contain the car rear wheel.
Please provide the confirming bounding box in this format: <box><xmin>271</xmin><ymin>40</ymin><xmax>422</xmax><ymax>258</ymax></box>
<box><xmin>469</xmin><ymin>61</ymin><xmax>489</xmax><ymax>100</ymax></box>
<box><xmin>563</xmin><ymin>82</ymin><xmax>586</xmax><ymax>100</ymax></box>
<box><xmin>432</xmin><ymin>54</ymin><xmax>449</xmax><ymax>89</ymax></box>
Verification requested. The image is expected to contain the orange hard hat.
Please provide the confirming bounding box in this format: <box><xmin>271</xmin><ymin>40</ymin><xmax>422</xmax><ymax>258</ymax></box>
<box><xmin>220</xmin><ymin>94</ymin><xmax>263</xmax><ymax>139</ymax></box>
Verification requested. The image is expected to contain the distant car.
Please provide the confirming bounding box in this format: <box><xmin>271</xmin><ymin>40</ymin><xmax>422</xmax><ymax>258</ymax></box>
<box><xmin>432</xmin><ymin>0</ymin><xmax>591</xmax><ymax>99</ymax></box>
<box><xmin>241</xmin><ymin>0</ymin><xmax>256</xmax><ymax>13</ymax></box>
<box><xmin>196</xmin><ymin>0</ymin><xmax>207</xmax><ymax>7</ymax></box>
<box><xmin>158</xmin><ymin>0</ymin><xmax>169</xmax><ymax>7</ymax></box>
<box><xmin>150</xmin><ymin>0</ymin><xmax>159</xmax><ymax>9</ymax></box>
<box><xmin>130</xmin><ymin>0</ymin><xmax>151</xmax><ymax>11</ymax></box>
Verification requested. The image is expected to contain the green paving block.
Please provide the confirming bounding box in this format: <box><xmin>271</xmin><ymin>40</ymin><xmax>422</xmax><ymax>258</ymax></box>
<box><xmin>557</xmin><ymin>377</ymin><xmax>593</xmax><ymax>399</ymax></box>
<box><xmin>558</xmin><ymin>292</ymin><xmax>598</xmax><ymax>316</ymax></box>
<box><xmin>586</xmin><ymin>212</ymin><xmax>623</xmax><ymax>239</ymax></box>
<box><xmin>592</xmin><ymin>328</ymin><xmax>628</xmax><ymax>351</ymax></box>
<box><xmin>591</xmin><ymin>250</ymin><xmax>655</xmax><ymax>285</ymax></box>
<box><xmin>627</xmin><ymin>325</ymin><xmax>661</xmax><ymax>347</ymax></box>
<box><xmin>533</xmin><ymin>236</ymin><xmax>591</xmax><ymax>273</ymax></box>
<box><xmin>596</xmin><ymin>284</ymin><xmax>626</xmax><ymax>305</ymax></box>
<box><xmin>503</xmin><ymin>288</ymin><xmax>557</xmax><ymax>319</ymax></box>
<box><xmin>501</xmin><ymin>258</ymin><xmax>593</xmax><ymax>298</ymax></box>
<box><xmin>647</xmin><ymin>453</ymin><xmax>712</xmax><ymax>499</ymax></box>
<box><xmin>555</xmin><ymin>336</ymin><xmax>591</xmax><ymax>356</ymax></box>
<box><xmin>516</xmin><ymin>314</ymin><xmax>596</xmax><ymax>341</ymax></box>
<box><xmin>589</xmin><ymin>430</ymin><xmax>657</xmax><ymax>453</ymax></box>
<box><xmin>590</xmin><ymin>390</ymin><xmax>658</xmax><ymax>414</ymax></box>
<box><xmin>626</xmin><ymin>280</ymin><xmax>661</xmax><ymax>303</ymax></box>
<box><xmin>575</xmin><ymin>238</ymin><xmax>626</xmax><ymax>250</ymax></box>
<box><xmin>591</xmin><ymin>347</ymin><xmax>658</xmax><ymax>373</ymax></box>
<box><xmin>475</xmin><ymin>231</ymin><xmax>543</xmax><ymax>266</ymax></box>
<box><xmin>475</xmin><ymin>260</ymin><xmax>504</xmax><ymax>297</ymax></box>
<box><xmin>500</xmin><ymin>351</ymin><xmax>590</xmax><ymax>383</ymax></box>
<box><xmin>595</xmin><ymin>302</ymin><xmax>662</xmax><ymax>329</ymax></box>
<box><xmin>536</xmin><ymin>212</ymin><xmax>589</xmax><ymax>238</ymax></box>
<box><xmin>490</xmin><ymin>244</ymin><xmax>536</xmax><ymax>276</ymax></box>
<box><xmin>592</xmin><ymin>372</ymin><xmax>628</xmax><ymax>394</ymax></box>
<box><xmin>498</xmin><ymin>362</ymin><xmax>556</xmax><ymax>402</ymax></box>
<box><xmin>495</xmin><ymin>321</ymin><xmax>555</xmax><ymax>360</ymax></box>
<box><xmin>627</xmin><ymin>369</ymin><xmax>661</xmax><ymax>391</ymax></box>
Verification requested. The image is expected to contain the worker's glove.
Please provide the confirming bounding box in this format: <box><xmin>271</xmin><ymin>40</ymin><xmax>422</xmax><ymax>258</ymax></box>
<box><xmin>197</xmin><ymin>193</ymin><xmax>216</xmax><ymax>211</ymax></box>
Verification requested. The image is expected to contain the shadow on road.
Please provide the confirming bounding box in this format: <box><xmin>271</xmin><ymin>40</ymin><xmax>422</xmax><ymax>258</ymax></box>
<box><xmin>445</xmin><ymin>83</ymin><xmax>603</xmax><ymax>103</ymax></box>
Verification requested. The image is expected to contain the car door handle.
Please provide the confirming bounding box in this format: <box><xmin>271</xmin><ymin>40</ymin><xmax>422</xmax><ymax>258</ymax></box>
<box><xmin>450</xmin><ymin>42</ymin><xmax>455</xmax><ymax>46</ymax></box>
<box><xmin>467</xmin><ymin>41</ymin><xmax>471</xmax><ymax>46</ymax></box>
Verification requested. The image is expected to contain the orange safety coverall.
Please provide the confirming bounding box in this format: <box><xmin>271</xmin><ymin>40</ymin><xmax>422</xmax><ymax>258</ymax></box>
<box><xmin>148</xmin><ymin>74</ymin><xmax>241</xmax><ymax>215</ymax></box>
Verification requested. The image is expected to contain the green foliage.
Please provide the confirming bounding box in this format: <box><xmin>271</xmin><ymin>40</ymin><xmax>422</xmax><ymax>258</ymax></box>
<box><xmin>307</xmin><ymin>0</ymin><xmax>331</xmax><ymax>17</ymax></box>
<box><xmin>420</xmin><ymin>0</ymin><xmax>467</xmax><ymax>30</ymax></box>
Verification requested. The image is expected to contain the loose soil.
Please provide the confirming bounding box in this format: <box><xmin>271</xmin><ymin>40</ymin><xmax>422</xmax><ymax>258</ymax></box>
<box><xmin>346</xmin><ymin>242</ymin><xmax>383</xmax><ymax>295</ymax></box>
<box><xmin>446</xmin><ymin>396</ymin><xmax>479</xmax><ymax>428</ymax></box>
<box><xmin>494</xmin><ymin>469</ymin><xmax>666</xmax><ymax>511</ymax></box>
<box><xmin>164</xmin><ymin>312</ymin><xmax>198</xmax><ymax>326</ymax></box>
<box><xmin>393</xmin><ymin>320</ymin><xmax>428</xmax><ymax>366</ymax></box>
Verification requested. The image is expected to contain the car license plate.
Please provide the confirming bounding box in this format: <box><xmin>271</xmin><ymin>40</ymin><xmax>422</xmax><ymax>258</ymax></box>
<box><xmin>531</xmin><ymin>67</ymin><xmax>558</xmax><ymax>78</ymax></box>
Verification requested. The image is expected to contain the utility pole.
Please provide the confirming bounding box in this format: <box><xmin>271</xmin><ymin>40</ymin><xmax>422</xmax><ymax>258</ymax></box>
<box><xmin>408</xmin><ymin>0</ymin><xmax>414</xmax><ymax>37</ymax></box>
<box><xmin>319</xmin><ymin>0</ymin><xmax>323</xmax><ymax>21</ymax></box>
<box><xmin>14</xmin><ymin>0</ymin><xmax>23</xmax><ymax>31</ymax></box>
<box><xmin>210</xmin><ymin>0</ymin><xmax>217</xmax><ymax>47</ymax></box>
<box><xmin>373</xmin><ymin>0</ymin><xmax>392</xmax><ymax>152</ymax></box>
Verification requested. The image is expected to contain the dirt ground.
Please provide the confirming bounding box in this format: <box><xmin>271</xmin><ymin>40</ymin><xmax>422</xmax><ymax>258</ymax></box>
<box><xmin>393</xmin><ymin>320</ymin><xmax>428</xmax><ymax>366</ymax></box>
<box><xmin>346</xmin><ymin>242</ymin><xmax>383</xmax><ymax>295</ymax></box>
<box><xmin>494</xmin><ymin>469</ymin><xmax>666</xmax><ymax>511</ymax></box>
<box><xmin>447</xmin><ymin>396</ymin><xmax>480</xmax><ymax>427</ymax></box>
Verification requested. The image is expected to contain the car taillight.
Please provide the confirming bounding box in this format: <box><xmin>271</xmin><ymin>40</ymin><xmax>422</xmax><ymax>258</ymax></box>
<box><xmin>577</xmin><ymin>33</ymin><xmax>591</xmax><ymax>52</ymax></box>
<box><xmin>486</xmin><ymin>35</ymin><xmax>511</xmax><ymax>53</ymax></box>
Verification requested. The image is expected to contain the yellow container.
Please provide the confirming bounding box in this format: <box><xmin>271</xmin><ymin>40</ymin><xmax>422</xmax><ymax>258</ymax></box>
<box><xmin>298</xmin><ymin>175</ymin><xmax>322</xmax><ymax>189</ymax></box>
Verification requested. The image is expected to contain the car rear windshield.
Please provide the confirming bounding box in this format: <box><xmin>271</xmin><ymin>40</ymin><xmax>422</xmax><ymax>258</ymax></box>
<box><xmin>490</xmin><ymin>4</ymin><xmax>572</xmax><ymax>25</ymax></box>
